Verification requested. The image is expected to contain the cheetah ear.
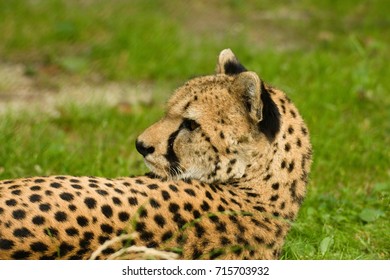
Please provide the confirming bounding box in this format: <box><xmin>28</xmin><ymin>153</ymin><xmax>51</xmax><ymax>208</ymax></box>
<box><xmin>216</xmin><ymin>49</ymin><xmax>247</xmax><ymax>75</ymax></box>
<box><xmin>233</xmin><ymin>72</ymin><xmax>263</xmax><ymax>123</ymax></box>
<box><xmin>233</xmin><ymin>72</ymin><xmax>281</xmax><ymax>141</ymax></box>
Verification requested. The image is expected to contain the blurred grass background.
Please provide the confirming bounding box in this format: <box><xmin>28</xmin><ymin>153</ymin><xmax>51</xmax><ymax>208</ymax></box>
<box><xmin>0</xmin><ymin>0</ymin><xmax>389</xmax><ymax>259</ymax></box>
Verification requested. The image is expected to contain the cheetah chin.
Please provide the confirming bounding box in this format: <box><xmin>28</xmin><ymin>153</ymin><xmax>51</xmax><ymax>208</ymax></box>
<box><xmin>0</xmin><ymin>49</ymin><xmax>312</xmax><ymax>260</ymax></box>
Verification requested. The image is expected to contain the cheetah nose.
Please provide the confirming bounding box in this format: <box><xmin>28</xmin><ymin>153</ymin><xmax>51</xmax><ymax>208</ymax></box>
<box><xmin>135</xmin><ymin>140</ymin><xmax>155</xmax><ymax>157</ymax></box>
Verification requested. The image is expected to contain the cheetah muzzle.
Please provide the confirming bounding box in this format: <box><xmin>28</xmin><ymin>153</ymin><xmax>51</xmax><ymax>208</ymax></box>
<box><xmin>0</xmin><ymin>49</ymin><xmax>312</xmax><ymax>260</ymax></box>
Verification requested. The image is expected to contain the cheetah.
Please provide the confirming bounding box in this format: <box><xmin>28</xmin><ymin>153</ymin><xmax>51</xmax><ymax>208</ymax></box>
<box><xmin>0</xmin><ymin>49</ymin><xmax>312</xmax><ymax>260</ymax></box>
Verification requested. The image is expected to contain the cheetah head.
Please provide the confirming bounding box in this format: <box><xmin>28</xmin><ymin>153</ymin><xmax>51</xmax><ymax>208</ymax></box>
<box><xmin>136</xmin><ymin>49</ymin><xmax>281</xmax><ymax>183</ymax></box>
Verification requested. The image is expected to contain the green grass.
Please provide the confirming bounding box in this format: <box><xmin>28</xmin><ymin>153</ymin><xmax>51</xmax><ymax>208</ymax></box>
<box><xmin>0</xmin><ymin>0</ymin><xmax>389</xmax><ymax>259</ymax></box>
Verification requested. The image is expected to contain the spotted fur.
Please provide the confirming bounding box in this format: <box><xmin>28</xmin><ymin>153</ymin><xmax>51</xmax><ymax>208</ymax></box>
<box><xmin>0</xmin><ymin>49</ymin><xmax>312</xmax><ymax>260</ymax></box>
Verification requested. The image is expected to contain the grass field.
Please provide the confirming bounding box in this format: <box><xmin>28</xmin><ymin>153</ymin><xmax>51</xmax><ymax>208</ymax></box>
<box><xmin>0</xmin><ymin>0</ymin><xmax>389</xmax><ymax>259</ymax></box>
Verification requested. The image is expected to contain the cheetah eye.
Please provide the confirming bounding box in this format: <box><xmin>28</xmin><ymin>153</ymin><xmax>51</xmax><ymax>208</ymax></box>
<box><xmin>182</xmin><ymin>118</ymin><xmax>200</xmax><ymax>132</ymax></box>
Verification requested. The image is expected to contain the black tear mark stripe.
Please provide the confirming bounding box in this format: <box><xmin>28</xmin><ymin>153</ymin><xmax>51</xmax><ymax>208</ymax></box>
<box><xmin>165</xmin><ymin>119</ymin><xmax>202</xmax><ymax>176</ymax></box>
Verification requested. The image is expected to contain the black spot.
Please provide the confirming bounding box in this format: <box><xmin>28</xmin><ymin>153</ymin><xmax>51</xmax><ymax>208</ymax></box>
<box><xmin>285</xmin><ymin>143</ymin><xmax>291</xmax><ymax>152</ymax></box>
<box><xmin>254</xmin><ymin>236</ymin><xmax>265</xmax><ymax>244</ymax></box>
<box><xmin>12</xmin><ymin>250</ymin><xmax>31</xmax><ymax>259</ymax></box>
<box><xmin>50</xmin><ymin>182</ymin><xmax>61</xmax><ymax>188</ymax></box>
<box><xmin>101</xmin><ymin>205</ymin><xmax>113</xmax><ymax>218</ymax></box>
<box><xmin>272</xmin><ymin>183</ymin><xmax>280</xmax><ymax>190</ymax></box>
<box><xmin>184</xmin><ymin>188</ymin><xmax>196</xmax><ymax>197</ymax></box>
<box><xmin>101</xmin><ymin>224</ymin><xmax>113</xmax><ymax>234</ymax></box>
<box><xmin>149</xmin><ymin>198</ymin><xmax>161</xmax><ymax>209</ymax></box>
<box><xmin>45</xmin><ymin>190</ymin><xmax>52</xmax><ymax>196</ymax></box>
<box><xmin>192</xmin><ymin>247</ymin><xmax>202</xmax><ymax>259</ymax></box>
<box><xmin>220</xmin><ymin>236</ymin><xmax>230</xmax><ymax>246</ymax></box>
<box><xmin>230</xmin><ymin>198</ymin><xmax>242</xmax><ymax>207</ymax></box>
<box><xmin>205</xmin><ymin>190</ymin><xmax>213</xmax><ymax>200</ymax></box>
<box><xmin>201</xmin><ymin>201</ymin><xmax>210</xmax><ymax>211</ymax></box>
<box><xmin>290</xmin><ymin>109</ymin><xmax>297</xmax><ymax>118</ymax></box>
<box><xmin>45</xmin><ymin>227</ymin><xmax>59</xmax><ymax>238</ymax></box>
<box><xmin>276</xmin><ymin>224</ymin><xmax>283</xmax><ymax>237</ymax></box>
<box><xmin>70</xmin><ymin>178</ymin><xmax>80</xmax><ymax>183</ymax></box>
<box><xmin>30</xmin><ymin>242</ymin><xmax>48</xmax><ymax>252</ymax></box>
<box><xmin>0</xmin><ymin>238</ymin><xmax>15</xmax><ymax>250</ymax></box>
<box><xmin>77</xmin><ymin>216</ymin><xmax>89</xmax><ymax>227</ymax></box>
<box><xmin>281</xmin><ymin>160</ymin><xmax>286</xmax><ymax>169</ymax></box>
<box><xmin>161</xmin><ymin>230</ymin><xmax>173</xmax><ymax>242</ymax></box>
<box><xmin>154</xmin><ymin>214</ymin><xmax>166</xmax><ymax>228</ymax></box>
<box><xmin>114</xmin><ymin>188</ymin><xmax>124</xmax><ymax>194</ymax></box>
<box><xmin>216</xmin><ymin>222</ymin><xmax>227</xmax><ymax>233</ymax></box>
<box><xmin>54</xmin><ymin>211</ymin><xmax>68</xmax><ymax>222</ymax></box>
<box><xmin>112</xmin><ymin>197</ymin><xmax>122</xmax><ymax>205</ymax></box>
<box><xmin>59</xmin><ymin>242</ymin><xmax>74</xmax><ymax>256</ymax></box>
<box><xmin>13</xmin><ymin>227</ymin><xmax>34</xmax><ymax>238</ymax></box>
<box><xmin>32</xmin><ymin>215</ymin><xmax>45</xmax><ymax>225</ymax></box>
<box><xmin>169</xmin><ymin>184</ymin><xmax>178</xmax><ymax>192</ymax></box>
<box><xmin>95</xmin><ymin>189</ymin><xmax>108</xmax><ymax>196</ymax></box>
<box><xmin>139</xmin><ymin>208</ymin><xmax>148</xmax><ymax>218</ymax></box>
<box><xmin>263</xmin><ymin>174</ymin><xmax>272</xmax><ymax>181</ymax></box>
<box><xmin>147</xmin><ymin>184</ymin><xmax>159</xmax><ymax>190</ymax></box>
<box><xmin>39</xmin><ymin>203</ymin><xmax>51</xmax><ymax>212</ymax></box>
<box><xmin>297</xmin><ymin>138</ymin><xmax>302</xmax><ymax>147</ymax></box>
<box><xmin>34</xmin><ymin>178</ymin><xmax>45</xmax><ymax>183</ymax></box>
<box><xmin>118</xmin><ymin>211</ymin><xmax>130</xmax><ymax>222</ymax></box>
<box><xmin>30</xmin><ymin>186</ymin><xmax>41</xmax><ymax>191</ymax></box>
<box><xmin>253</xmin><ymin>206</ymin><xmax>266</xmax><ymax>212</ymax></box>
<box><xmin>128</xmin><ymin>197</ymin><xmax>138</xmax><ymax>206</ymax></box>
<box><xmin>288</xmin><ymin>126</ymin><xmax>294</xmax><ymax>134</ymax></box>
<box><xmin>193</xmin><ymin>210</ymin><xmax>201</xmax><ymax>219</ymax></box>
<box><xmin>246</xmin><ymin>192</ymin><xmax>259</xmax><ymax>198</ymax></box>
<box><xmin>220</xmin><ymin>197</ymin><xmax>228</xmax><ymax>205</ymax></box>
<box><xmin>5</xmin><ymin>199</ymin><xmax>17</xmax><ymax>206</ymax></box>
<box><xmin>217</xmin><ymin>205</ymin><xmax>225</xmax><ymax>212</ymax></box>
<box><xmin>60</xmin><ymin>192</ymin><xmax>74</xmax><ymax>202</ymax></box>
<box><xmin>140</xmin><ymin>231</ymin><xmax>154</xmax><ymax>242</ymax></box>
<box><xmin>288</xmin><ymin>161</ymin><xmax>295</xmax><ymax>172</ymax></box>
<box><xmin>195</xmin><ymin>223</ymin><xmax>205</xmax><ymax>238</ymax></box>
<box><xmin>161</xmin><ymin>190</ymin><xmax>171</xmax><ymax>201</ymax></box>
<box><xmin>71</xmin><ymin>184</ymin><xmax>82</xmax><ymax>190</ymax></box>
<box><xmin>184</xmin><ymin>202</ymin><xmax>193</xmax><ymax>212</ymax></box>
<box><xmin>29</xmin><ymin>194</ymin><xmax>42</xmax><ymax>203</ymax></box>
<box><xmin>89</xmin><ymin>183</ymin><xmax>99</xmax><ymax>188</ymax></box>
<box><xmin>219</xmin><ymin>131</ymin><xmax>225</xmax><ymax>139</ymax></box>
<box><xmin>66</xmin><ymin>227</ymin><xmax>79</xmax><ymax>236</ymax></box>
<box><xmin>168</xmin><ymin>203</ymin><xmax>180</xmax><ymax>213</ymax></box>
<box><xmin>270</xmin><ymin>195</ymin><xmax>279</xmax><ymax>202</ymax></box>
<box><xmin>68</xmin><ymin>204</ymin><xmax>77</xmax><ymax>211</ymax></box>
<box><xmin>2</xmin><ymin>180</ymin><xmax>14</xmax><ymax>184</ymax></box>
<box><xmin>258</xmin><ymin>82</ymin><xmax>281</xmax><ymax>141</ymax></box>
<box><xmin>12</xmin><ymin>209</ymin><xmax>26</xmax><ymax>220</ymax></box>
<box><xmin>80</xmin><ymin>232</ymin><xmax>94</xmax><ymax>247</ymax></box>
<box><xmin>301</xmin><ymin>126</ymin><xmax>308</xmax><ymax>135</ymax></box>
<box><xmin>98</xmin><ymin>235</ymin><xmax>110</xmax><ymax>245</ymax></box>
<box><xmin>84</xmin><ymin>197</ymin><xmax>97</xmax><ymax>209</ymax></box>
<box><xmin>11</xmin><ymin>189</ymin><xmax>21</xmax><ymax>195</ymax></box>
<box><xmin>173</xmin><ymin>213</ymin><xmax>187</xmax><ymax>229</ymax></box>
<box><xmin>210</xmin><ymin>249</ymin><xmax>224</xmax><ymax>259</ymax></box>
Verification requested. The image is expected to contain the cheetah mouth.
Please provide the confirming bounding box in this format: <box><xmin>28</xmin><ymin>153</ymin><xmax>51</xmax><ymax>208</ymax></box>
<box><xmin>143</xmin><ymin>158</ymin><xmax>173</xmax><ymax>178</ymax></box>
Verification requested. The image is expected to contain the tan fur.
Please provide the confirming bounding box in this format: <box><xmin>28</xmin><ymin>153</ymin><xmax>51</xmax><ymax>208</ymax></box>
<box><xmin>0</xmin><ymin>49</ymin><xmax>312</xmax><ymax>260</ymax></box>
